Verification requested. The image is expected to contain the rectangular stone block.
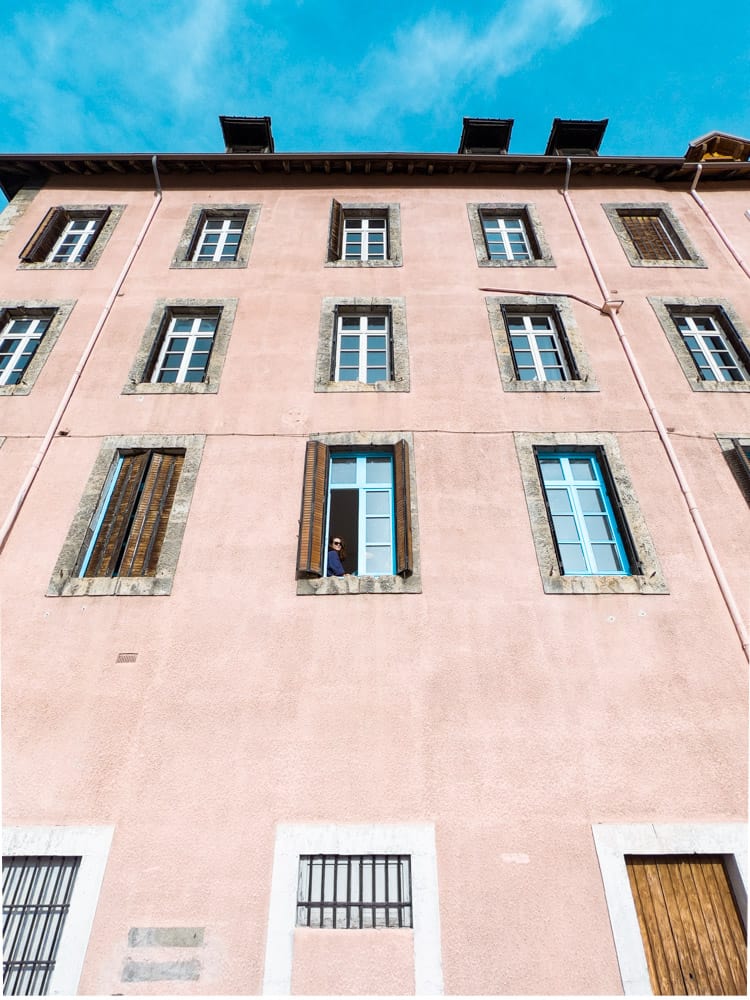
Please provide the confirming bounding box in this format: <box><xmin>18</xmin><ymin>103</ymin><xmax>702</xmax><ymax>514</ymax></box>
<box><xmin>128</xmin><ymin>926</ymin><xmax>204</xmax><ymax>948</ymax></box>
<box><xmin>121</xmin><ymin>959</ymin><xmax>201</xmax><ymax>982</ymax></box>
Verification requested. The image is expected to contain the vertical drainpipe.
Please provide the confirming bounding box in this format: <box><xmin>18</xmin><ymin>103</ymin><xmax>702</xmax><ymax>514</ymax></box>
<box><xmin>689</xmin><ymin>162</ymin><xmax>750</xmax><ymax>280</ymax></box>
<box><xmin>0</xmin><ymin>156</ymin><xmax>164</xmax><ymax>556</ymax></box>
<box><xmin>561</xmin><ymin>158</ymin><xmax>749</xmax><ymax>662</ymax></box>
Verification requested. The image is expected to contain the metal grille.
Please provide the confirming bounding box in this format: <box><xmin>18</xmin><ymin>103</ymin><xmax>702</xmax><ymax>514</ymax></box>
<box><xmin>297</xmin><ymin>854</ymin><xmax>412</xmax><ymax>929</ymax></box>
<box><xmin>620</xmin><ymin>212</ymin><xmax>689</xmax><ymax>261</ymax></box>
<box><xmin>3</xmin><ymin>856</ymin><xmax>80</xmax><ymax>996</ymax></box>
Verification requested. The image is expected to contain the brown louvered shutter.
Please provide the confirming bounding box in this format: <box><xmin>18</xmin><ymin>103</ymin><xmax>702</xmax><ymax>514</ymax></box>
<box><xmin>621</xmin><ymin>213</ymin><xmax>687</xmax><ymax>261</ymax></box>
<box><xmin>626</xmin><ymin>855</ymin><xmax>747</xmax><ymax>995</ymax></box>
<box><xmin>81</xmin><ymin>207</ymin><xmax>112</xmax><ymax>261</ymax></box>
<box><xmin>733</xmin><ymin>440</ymin><xmax>750</xmax><ymax>489</ymax></box>
<box><xmin>83</xmin><ymin>451</ymin><xmax>150</xmax><ymax>577</ymax></box>
<box><xmin>392</xmin><ymin>439</ymin><xmax>413</xmax><ymax>576</ymax></box>
<box><xmin>18</xmin><ymin>208</ymin><xmax>66</xmax><ymax>262</ymax></box>
<box><xmin>118</xmin><ymin>451</ymin><xmax>184</xmax><ymax>576</ymax></box>
<box><xmin>296</xmin><ymin>441</ymin><xmax>329</xmax><ymax>576</ymax></box>
<box><xmin>327</xmin><ymin>199</ymin><xmax>343</xmax><ymax>261</ymax></box>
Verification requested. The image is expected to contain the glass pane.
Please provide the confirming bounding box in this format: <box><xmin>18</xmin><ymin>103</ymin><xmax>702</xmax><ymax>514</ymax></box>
<box><xmin>366</xmin><ymin>491</ymin><xmax>390</xmax><ymax>515</ymax></box>
<box><xmin>339</xmin><ymin>370</ymin><xmax>358</xmax><ymax>381</ymax></box>
<box><xmin>592</xmin><ymin>544</ymin><xmax>622</xmax><ymax>573</ymax></box>
<box><xmin>578</xmin><ymin>489</ymin><xmax>605</xmax><ymax>513</ymax></box>
<box><xmin>585</xmin><ymin>513</ymin><xmax>614</xmax><ymax>542</ymax></box>
<box><xmin>539</xmin><ymin>457</ymin><xmax>563</xmax><ymax>482</ymax></box>
<box><xmin>163</xmin><ymin>353</ymin><xmax>181</xmax><ymax>368</ymax></box>
<box><xmin>367</xmin><ymin>335</ymin><xmax>386</xmax><ymax>349</ymax></box>
<box><xmin>546</xmin><ymin>368</ymin><xmax>564</xmax><ymax>381</ymax></box>
<box><xmin>546</xmin><ymin>489</ymin><xmax>572</xmax><ymax>514</ymax></box>
<box><xmin>366</xmin><ymin>368</ymin><xmax>387</xmax><ymax>382</ymax></box>
<box><xmin>510</xmin><ymin>334</ymin><xmax>530</xmax><ymax>349</ymax></box>
<box><xmin>366</xmin><ymin>317</ymin><xmax>387</xmax><ymax>330</ymax></box>
<box><xmin>158</xmin><ymin>369</ymin><xmax>178</xmax><ymax>383</ymax></box>
<box><xmin>199</xmin><ymin>318</ymin><xmax>217</xmax><ymax>333</ymax></box>
<box><xmin>367</xmin><ymin>351</ymin><xmax>387</xmax><ymax>366</ymax></box>
<box><xmin>540</xmin><ymin>351</ymin><xmax>560</xmax><ymax>366</ymax></box>
<box><xmin>341</xmin><ymin>317</ymin><xmax>360</xmax><ymax>330</ymax></box>
<box><xmin>366</xmin><ymin>517</ymin><xmax>391</xmax><ymax>544</ymax></box>
<box><xmin>551</xmin><ymin>513</ymin><xmax>579</xmax><ymax>542</ymax></box>
<box><xmin>340</xmin><ymin>351</ymin><xmax>359</xmax><ymax>366</ymax></box>
<box><xmin>330</xmin><ymin>458</ymin><xmax>356</xmax><ymax>483</ymax></box>
<box><xmin>569</xmin><ymin>458</ymin><xmax>596</xmax><ymax>481</ymax></box>
<box><xmin>519</xmin><ymin>369</ymin><xmax>537</xmax><ymax>381</ymax></box>
<box><xmin>559</xmin><ymin>543</ymin><xmax>588</xmax><ymax>574</ymax></box>
<box><xmin>340</xmin><ymin>335</ymin><xmax>360</xmax><ymax>349</ymax></box>
<box><xmin>195</xmin><ymin>337</ymin><xmax>214</xmax><ymax>351</ymax></box>
<box><xmin>366</xmin><ymin>457</ymin><xmax>391</xmax><ymax>483</ymax></box>
<box><xmin>184</xmin><ymin>370</ymin><xmax>204</xmax><ymax>382</ymax></box>
<box><xmin>365</xmin><ymin>546</ymin><xmax>392</xmax><ymax>575</ymax></box>
<box><xmin>172</xmin><ymin>320</ymin><xmax>193</xmax><ymax>333</ymax></box>
<box><xmin>514</xmin><ymin>351</ymin><xmax>534</xmax><ymax>368</ymax></box>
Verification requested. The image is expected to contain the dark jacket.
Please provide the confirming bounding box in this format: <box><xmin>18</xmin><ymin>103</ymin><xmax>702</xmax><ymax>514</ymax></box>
<box><xmin>326</xmin><ymin>549</ymin><xmax>346</xmax><ymax>576</ymax></box>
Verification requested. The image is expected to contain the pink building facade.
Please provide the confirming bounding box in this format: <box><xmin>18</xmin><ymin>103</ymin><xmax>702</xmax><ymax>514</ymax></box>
<box><xmin>1</xmin><ymin>118</ymin><xmax>748</xmax><ymax>995</ymax></box>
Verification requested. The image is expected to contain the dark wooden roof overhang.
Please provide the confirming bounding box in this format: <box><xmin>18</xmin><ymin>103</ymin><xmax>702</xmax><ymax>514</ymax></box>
<box><xmin>2</xmin><ymin>151</ymin><xmax>750</xmax><ymax>200</ymax></box>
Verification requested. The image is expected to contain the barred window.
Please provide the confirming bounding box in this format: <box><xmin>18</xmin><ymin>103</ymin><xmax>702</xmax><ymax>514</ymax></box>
<box><xmin>296</xmin><ymin>854</ymin><xmax>412</xmax><ymax>928</ymax></box>
<box><xmin>617</xmin><ymin>209</ymin><xmax>690</xmax><ymax>261</ymax></box>
<box><xmin>2</xmin><ymin>856</ymin><xmax>80</xmax><ymax>996</ymax></box>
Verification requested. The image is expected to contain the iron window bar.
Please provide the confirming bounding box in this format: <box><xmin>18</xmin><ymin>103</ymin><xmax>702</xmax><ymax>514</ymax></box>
<box><xmin>297</xmin><ymin>854</ymin><xmax>412</xmax><ymax>929</ymax></box>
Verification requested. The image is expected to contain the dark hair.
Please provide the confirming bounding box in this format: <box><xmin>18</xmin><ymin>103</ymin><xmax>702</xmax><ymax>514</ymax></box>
<box><xmin>329</xmin><ymin>535</ymin><xmax>347</xmax><ymax>560</ymax></box>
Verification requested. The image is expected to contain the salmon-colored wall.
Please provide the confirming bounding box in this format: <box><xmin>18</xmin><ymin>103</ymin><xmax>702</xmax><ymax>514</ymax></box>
<box><xmin>1</xmin><ymin>169</ymin><xmax>747</xmax><ymax>995</ymax></box>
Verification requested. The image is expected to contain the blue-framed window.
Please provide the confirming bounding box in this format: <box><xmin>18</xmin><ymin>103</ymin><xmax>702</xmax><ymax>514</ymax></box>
<box><xmin>325</xmin><ymin>452</ymin><xmax>395</xmax><ymax>576</ymax></box>
<box><xmin>537</xmin><ymin>451</ymin><xmax>631</xmax><ymax>575</ymax></box>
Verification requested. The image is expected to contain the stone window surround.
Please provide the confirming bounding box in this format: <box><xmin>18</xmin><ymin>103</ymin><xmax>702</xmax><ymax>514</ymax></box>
<box><xmin>648</xmin><ymin>296</ymin><xmax>750</xmax><ymax>393</ymax></box>
<box><xmin>296</xmin><ymin>431</ymin><xmax>421</xmax><ymax>596</ymax></box>
<box><xmin>18</xmin><ymin>205</ymin><xmax>125</xmax><ymax>270</ymax></box>
<box><xmin>171</xmin><ymin>203</ymin><xmax>261</xmax><ymax>269</ymax></box>
<box><xmin>326</xmin><ymin>202</ymin><xmax>403</xmax><ymax>267</ymax></box>
<box><xmin>0</xmin><ymin>299</ymin><xmax>74</xmax><ymax>396</ymax></box>
<box><xmin>592</xmin><ymin>823</ymin><xmax>747</xmax><ymax>995</ymax></box>
<box><xmin>602</xmin><ymin>203</ymin><xmax>705</xmax><ymax>268</ymax></box>
<box><xmin>716</xmin><ymin>432</ymin><xmax>750</xmax><ymax>505</ymax></box>
<box><xmin>3</xmin><ymin>825</ymin><xmax>114</xmax><ymax>997</ymax></box>
<box><xmin>263</xmin><ymin>823</ymin><xmax>443</xmax><ymax>995</ymax></box>
<box><xmin>514</xmin><ymin>431</ymin><xmax>668</xmax><ymax>595</ymax></box>
<box><xmin>122</xmin><ymin>298</ymin><xmax>237</xmax><ymax>395</ymax></box>
<box><xmin>47</xmin><ymin>434</ymin><xmax>205</xmax><ymax>597</ymax></box>
<box><xmin>314</xmin><ymin>297</ymin><xmax>410</xmax><ymax>393</ymax></box>
<box><xmin>485</xmin><ymin>295</ymin><xmax>598</xmax><ymax>393</ymax></box>
<box><xmin>467</xmin><ymin>202</ymin><xmax>555</xmax><ymax>267</ymax></box>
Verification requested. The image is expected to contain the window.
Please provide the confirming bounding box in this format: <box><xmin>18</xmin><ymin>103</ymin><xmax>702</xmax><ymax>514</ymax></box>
<box><xmin>19</xmin><ymin>206</ymin><xmax>123</xmax><ymax>268</ymax></box>
<box><xmin>171</xmin><ymin>205</ymin><xmax>260</xmax><ymax>269</ymax></box>
<box><xmin>296</xmin><ymin>855</ymin><xmax>412</xmax><ymax>929</ymax></box>
<box><xmin>3</xmin><ymin>826</ymin><xmax>113</xmax><ymax>998</ymax></box>
<box><xmin>264</xmin><ymin>824</ymin><xmax>442</xmax><ymax>994</ymax></box>
<box><xmin>3</xmin><ymin>856</ymin><xmax>80</xmax><ymax>996</ymax></box>
<box><xmin>0</xmin><ymin>302</ymin><xmax>74</xmax><ymax>396</ymax></box>
<box><xmin>675</xmin><ymin>313</ymin><xmax>749</xmax><ymax>382</ymax></box>
<box><xmin>593</xmin><ymin>823</ymin><xmax>747</xmax><ymax>996</ymax></box>
<box><xmin>314</xmin><ymin>298</ymin><xmax>409</xmax><ymax>393</ymax></box>
<box><xmin>468</xmin><ymin>203</ymin><xmax>554</xmax><ymax>267</ymax></box>
<box><xmin>326</xmin><ymin>201</ymin><xmax>402</xmax><ymax>266</ymax></box>
<box><xmin>48</xmin><ymin>434</ymin><xmax>205</xmax><ymax>597</ymax></box>
<box><xmin>716</xmin><ymin>435</ymin><xmax>750</xmax><ymax>506</ymax></box>
<box><xmin>515</xmin><ymin>432</ymin><xmax>667</xmax><ymax>595</ymax></box>
<box><xmin>648</xmin><ymin>299</ymin><xmax>750</xmax><ymax>392</ymax></box>
<box><xmin>603</xmin><ymin>204</ymin><xmax>704</xmax><ymax>267</ymax></box>
<box><xmin>626</xmin><ymin>855</ymin><xmax>746</xmax><ymax>995</ymax></box>
<box><xmin>123</xmin><ymin>300</ymin><xmax>237</xmax><ymax>395</ymax></box>
<box><xmin>486</xmin><ymin>297</ymin><xmax>597</xmax><ymax>392</ymax></box>
<box><xmin>296</xmin><ymin>433</ymin><xmax>420</xmax><ymax>595</ymax></box>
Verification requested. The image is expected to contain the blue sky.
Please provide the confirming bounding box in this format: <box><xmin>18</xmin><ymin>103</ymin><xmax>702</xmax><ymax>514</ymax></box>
<box><xmin>1</xmin><ymin>0</ymin><xmax>749</xmax><ymax>159</ymax></box>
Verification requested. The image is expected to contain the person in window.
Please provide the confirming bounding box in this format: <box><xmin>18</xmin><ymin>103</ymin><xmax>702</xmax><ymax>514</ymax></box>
<box><xmin>327</xmin><ymin>536</ymin><xmax>348</xmax><ymax>576</ymax></box>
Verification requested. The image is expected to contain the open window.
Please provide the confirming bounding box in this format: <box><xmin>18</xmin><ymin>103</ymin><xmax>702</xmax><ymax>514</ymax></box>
<box><xmin>326</xmin><ymin>201</ymin><xmax>402</xmax><ymax>267</ymax></box>
<box><xmin>296</xmin><ymin>434</ymin><xmax>420</xmax><ymax>595</ymax></box>
<box><xmin>18</xmin><ymin>206</ymin><xmax>123</xmax><ymax>268</ymax></box>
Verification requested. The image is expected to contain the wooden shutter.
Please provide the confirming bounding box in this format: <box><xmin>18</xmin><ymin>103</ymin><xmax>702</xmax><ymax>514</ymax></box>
<box><xmin>393</xmin><ymin>439</ymin><xmax>413</xmax><ymax>576</ymax></box>
<box><xmin>18</xmin><ymin>207</ymin><xmax>65</xmax><ymax>262</ymax></box>
<box><xmin>296</xmin><ymin>441</ymin><xmax>329</xmax><ymax>576</ymax></box>
<box><xmin>118</xmin><ymin>451</ymin><xmax>184</xmax><ymax>576</ymax></box>
<box><xmin>83</xmin><ymin>451</ymin><xmax>150</xmax><ymax>577</ymax></box>
<box><xmin>621</xmin><ymin>213</ymin><xmax>686</xmax><ymax>261</ymax></box>
<box><xmin>327</xmin><ymin>199</ymin><xmax>343</xmax><ymax>261</ymax></box>
<box><xmin>734</xmin><ymin>441</ymin><xmax>750</xmax><ymax>485</ymax></box>
<box><xmin>626</xmin><ymin>855</ymin><xmax>747</xmax><ymax>995</ymax></box>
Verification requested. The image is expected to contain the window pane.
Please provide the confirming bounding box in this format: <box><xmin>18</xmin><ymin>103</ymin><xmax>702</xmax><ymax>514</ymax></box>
<box><xmin>330</xmin><ymin>458</ymin><xmax>356</xmax><ymax>483</ymax></box>
<box><xmin>366</xmin><ymin>517</ymin><xmax>391</xmax><ymax>545</ymax></box>
<box><xmin>366</xmin><ymin>457</ymin><xmax>391</xmax><ymax>483</ymax></box>
<box><xmin>546</xmin><ymin>489</ymin><xmax>572</xmax><ymax>514</ymax></box>
<box><xmin>552</xmin><ymin>513</ymin><xmax>580</xmax><ymax>542</ymax></box>
<box><xmin>539</xmin><ymin>458</ymin><xmax>563</xmax><ymax>482</ymax></box>
<box><xmin>585</xmin><ymin>513</ymin><xmax>614</xmax><ymax>542</ymax></box>
<box><xmin>569</xmin><ymin>458</ymin><xmax>596</xmax><ymax>481</ymax></box>
<box><xmin>340</xmin><ymin>335</ymin><xmax>360</xmax><ymax>350</ymax></box>
<box><xmin>559</xmin><ymin>543</ymin><xmax>588</xmax><ymax>573</ymax></box>
<box><xmin>592</xmin><ymin>544</ymin><xmax>623</xmax><ymax>573</ymax></box>
<box><xmin>365</xmin><ymin>546</ymin><xmax>393</xmax><ymax>575</ymax></box>
<box><xmin>578</xmin><ymin>490</ymin><xmax>605</xmax><ymax>513</ymax></box>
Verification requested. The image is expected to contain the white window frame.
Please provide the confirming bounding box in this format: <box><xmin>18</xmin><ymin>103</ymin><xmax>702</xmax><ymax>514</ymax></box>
<box><xmin>343</xmin><ymin>216</ymin><xmax>388</xmax><ymax>261</ymax></box>
<box><xmin>334</xmin><ymin>313</ymin><xmax>391</xmax><ymax>384</ymax></box>
<box><xmin>675</xmin><ymin>313</ymin><xmax>749</xmax><ymax>382</ymax></box>
<box><xmin>592</xmin><ymin>823</ymin><xmax>747</xmax><ymax>995</ymax></box>
<box><xmin>193</xmin><ymin>216</ymin><xmax>245</xmax><ymax>262</ymax></box>
<box><xmin>0</xmin><ymin>316</ymin><xmax>50</xmax><ymax>386</ymax></box>
<box><xmin>263</xmin><ymin>823</ymin><xmax>442</xmax><ymax>995</ymax></box>
<box><xmin>482</xmin><ymin>214</ymin><xmax>532</xmax><ymax>261</ymax></box>
<box><xmin>50</xmin><ymin>218</ymin><xmax>100</xmax><ymax>263</ymax></box>
<box><xmin>506</xmin><ymin>312</ymin><xmax>572</xmax><ymax>381</ymax></box>
<box><xmin>150</xmin><ymin>314</ymin><xmax>217</xmax><ymax>384</ymax></box>
<box><xmin>2</xmin><ymin>826</ymin><xmax>113</xmax><ymax>997</ymax></box>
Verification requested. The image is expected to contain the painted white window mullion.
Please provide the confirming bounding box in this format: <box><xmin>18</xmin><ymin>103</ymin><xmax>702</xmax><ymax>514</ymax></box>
<box><xmin>0</xmin><ymin>318</ymin><xmax>47</xmax><ymax>386</ymax></box>
<box><xmin>51</xmin><ymin>219</ymin><xmax>98</xmax><ymax>263</ymax></box>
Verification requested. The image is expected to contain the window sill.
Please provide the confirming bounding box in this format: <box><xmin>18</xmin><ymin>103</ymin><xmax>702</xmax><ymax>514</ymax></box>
<box><xmin>539</xmin><ymin>572</ymin><xmax>669</xmax><ymax>596</ymax></box>
<box><xmin>477</xmin><ymin>257</ymin><xmax>555</xmax><ymax>267</ymax></box>
<box><xmin>325</xmin><ymin>258</ymin><xmax>402</xmax><ymax>268</ymax></box>
<box><xmin>122</xmin><ymin>381</ymin><xmax>219</xmax><ymax>395</ymax></box>
<box><xmin>297</xmin><ymin>574</ymin><xmax>421</xmax><ymax>596</ymax></box>
<box><xmin>314</xmin><ymin>378</ymin><xmax>409</xmax><ymax>393</ymax></box>
<box><xmin>47</xmin><ymin>575</ymin><xmax>174</xmax><ymax>597</ymax></box>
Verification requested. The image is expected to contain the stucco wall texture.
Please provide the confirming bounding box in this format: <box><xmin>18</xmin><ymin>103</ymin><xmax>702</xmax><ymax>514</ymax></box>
<box><xmin>1</xmin><ymin>164</ymin><xmax>747</xmax><ymax>995</ymax></box>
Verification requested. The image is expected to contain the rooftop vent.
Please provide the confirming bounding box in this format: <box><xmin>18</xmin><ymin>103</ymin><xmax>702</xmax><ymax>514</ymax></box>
<box><xmin>458</xmin><ymin>117</ymin><xmax>514</xmax><ymax>155</ymax></box>
<box><xmin>685</xmin><ymin>131</ymin><xmax>750</xmax><ymax>162</ymax></box>
<box><xmin>545</xmin><ymin>118</ymin><xmax>608</xmax><ymax>156</ymax></box>
<box><xmin>219</xmin><ymin>116</ymin><xmax>274</xmax><ymax>154</ymax></box>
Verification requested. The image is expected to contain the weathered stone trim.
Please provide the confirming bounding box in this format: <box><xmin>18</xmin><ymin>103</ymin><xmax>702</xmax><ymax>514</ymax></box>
<box><xmin>514</xmin><ymin>431</ymin><xmax>668</xmax><ymax>595</ymax></box>
<box><xmin>170</xmin><ymin>203</ymin><xmax>260</xmax><ymax>268</ymax></box>
<box><xmin>0</xmin><ymin>183</ymin><xmax>43</xmax><ymax>250</ymax></box>
<box><xmin>467</xmin><ymin>202</ymin><xmax>555</xmax><ymax>267</ymax></box>
<box><xmin>0</xmin><ymin>300</ymin><xmax>75</xmax><ymax>396</ymax></box>
<box><xmin>121</xmin><ymin>960</ymin><xmax>201</xmax><ymax>982</ymax></box>
<box><xmin>314</xmin><ymin>297</ymin><xmax>410</xmax><ymax>393</ymax></box>
<box><xmin>325</xmin><ymin>202</ymin><xmax>403</xmax><ymax>267</ymax></box>
<box><xmin>122</xmin><ymin>298</ymin><xmax>237</xmax><ymax>395</ymax></box>
<box><xmin>485</xmin><ymin>295</ymin><xmax>598</xmax><ymax>392</ymax></box>
<box><xmin>47</xmin><ymin>434</ymin><xmax>205</xmax><ymax>597</ymax></box>
<box><xmin>128</xmin><ymin>927</ymin><xmax>204</xmax><ymax>948</ymax></box>
<box><xmin>18</xmin><ymin>205</ymin><xmax>125</xmax><ymax>270</ymax></box>
<box><xmin>648</xmin><ymin>296</ymin><xmax>750</xmax><ymax>392</ymax></box>
<box><xmin>602</xmin><ymin>203</ymin><xmax>705</xmax><ymax>268</ymax></box>
<box><xmin>296</xmin><ymin>431</ymin><xmax>421</xmax><ymax>596</ymax></box>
